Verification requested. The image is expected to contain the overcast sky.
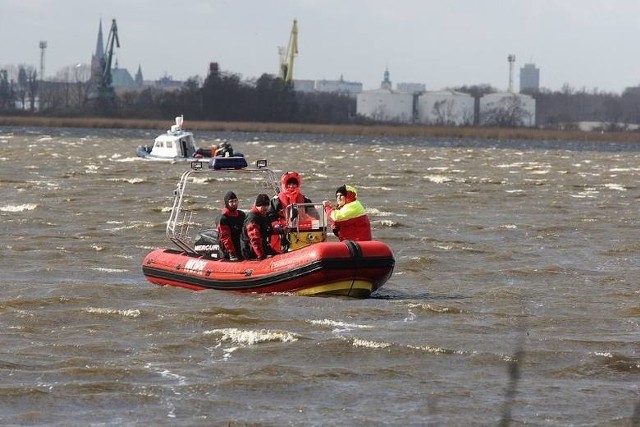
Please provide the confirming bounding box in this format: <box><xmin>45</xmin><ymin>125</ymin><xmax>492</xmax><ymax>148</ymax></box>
<box><xmin>3</xmin><ymin>0</ymin><xmax>640</xmax><ymax>93</ymax></box>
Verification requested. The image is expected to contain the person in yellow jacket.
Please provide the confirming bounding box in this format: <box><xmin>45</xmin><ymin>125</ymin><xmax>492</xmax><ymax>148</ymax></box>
<box><xmin>322</xmin><ymin>185</ymin><xmax>372</xmax><ymax>241</ymax></box>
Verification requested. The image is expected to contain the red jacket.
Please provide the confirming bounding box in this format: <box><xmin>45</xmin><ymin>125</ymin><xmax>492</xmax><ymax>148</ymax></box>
<box><xmin>324</xmin><ymin>198</ymin><xmax>372</xmax><ymax>242</ymax></box>
<box><xmin>332</xmin><ymin>213</ymin><xmax>372</xmax><ymax>241</ymax></box>
<box><xmin>240</xmin><ymin>207</ymin><xmax>273</xmax><ymax>260</ymax></box>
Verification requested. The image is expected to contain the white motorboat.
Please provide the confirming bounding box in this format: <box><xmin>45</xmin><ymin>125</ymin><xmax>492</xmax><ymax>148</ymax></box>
<box><xmin>136</xmin><ymin>115</ymin><xmax>238</xmax><ymax>161</ymax></box>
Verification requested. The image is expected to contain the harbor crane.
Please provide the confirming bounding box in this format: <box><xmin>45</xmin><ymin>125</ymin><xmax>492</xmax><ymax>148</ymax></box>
<box><xmin>278</xmin><ymin>19</ymin><xmax>298</xmax><ymax>84</ymax></box>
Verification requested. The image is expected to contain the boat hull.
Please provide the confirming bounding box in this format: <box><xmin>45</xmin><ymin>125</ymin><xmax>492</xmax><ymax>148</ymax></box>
<box><xmin>135</xmin><ymin>145</ymin><xmax>246</xmax><ymax>163</ymax></box>
<box><xmin>142</xmin><ymin>240</ymin><xmax>394</xmax><ymax>298</ymax></box>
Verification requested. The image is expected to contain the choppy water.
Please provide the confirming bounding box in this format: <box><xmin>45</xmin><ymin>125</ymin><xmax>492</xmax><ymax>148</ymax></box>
<box><xmin>1</xmin><ymin>125</ymin><xmax>639</xmax><ymax>426</ymax></box>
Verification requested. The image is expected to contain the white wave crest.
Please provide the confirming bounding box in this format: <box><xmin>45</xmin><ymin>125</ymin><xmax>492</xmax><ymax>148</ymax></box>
<box><xmin>191</xmin><ymin>176</ymin><xmax>210</xmax><ymax>185</ymax></box>
<box><xmin>407</xmin><ymin>344</ymin><xmax>454</xmax><ymax>354</ymax></box>
<box><xmin>204</xmin><ymin>327</ymin><xmax>298</xmax><ymax>345</ymax></box>
<box><xmin>352</xmin><ymin>338</ymin><xmax>391</xmax><ymax>349</ymax></box>
<box><xmin>84</xmin><ymin>307</ymin><xmax>141</xmax><ymax>317</ymax></box>
<box><xmin>0</xmin><ymin>203</ymin><xmax>37</xmax><ymax>212</ymax></box>
<box><xmin>107</xmin><ymin>177</ymin><xmax>146</xmax><ymax>184</ymax></box>
<box><xmin>367</xmin><ymin>208</ymin><xmax>396</xmax><ymax>217</ymax></box>
<box><xmin>91</xmin><ymin>267</ymin><xmax>128</xmax><ymax>273</ymax></box>
<box><xmin>602</xmin><ymin>183</ymin><xmax>626</xmax><ymax>191</ymax></box>
<box><xmin>423</xmin><ymin>174</ymin><xmax>463</xmax><ymax>183</ymax></box>
<box><xmin>308</xmin><ymin>319</ymin><xmax>371</xmax><ymax>330</ymax></box>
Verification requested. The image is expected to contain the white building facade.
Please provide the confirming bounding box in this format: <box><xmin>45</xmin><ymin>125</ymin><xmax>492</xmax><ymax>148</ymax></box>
<box><xmin>479</xmin><ymin>92</ymin><xmax>536</xmax><ymax>127</ymax></box>
<box><xmin>356</xmin><ymin>89</ymin><xmax>414</xmax><ymax>123</ymax></box>
<box><xmin>416</xmin><ymin>90</ymin><xmax>475</xmax><ymax>126</ymax></box>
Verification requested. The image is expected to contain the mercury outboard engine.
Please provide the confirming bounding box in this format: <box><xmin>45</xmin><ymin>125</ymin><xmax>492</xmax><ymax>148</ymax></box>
<box><xmin>193</xmin><ymin>228</ymin><xmax>222</xmax><ymax>259</ymax></box>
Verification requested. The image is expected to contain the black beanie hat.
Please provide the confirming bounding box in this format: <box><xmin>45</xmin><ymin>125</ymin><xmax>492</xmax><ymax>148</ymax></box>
<box><xmin>255</xmin><ymin>193</ymin><xmax>270</xmax><ymax>207</ymax></box>
<box><xmin>224</xmin><ymin>190</ymin><xmax>237</xmax><ymax>208</ymax></box>
<box><xmin>335</xmin><ymin>185</ymin><xmax>347</xmax><ymax>196</ymax></box>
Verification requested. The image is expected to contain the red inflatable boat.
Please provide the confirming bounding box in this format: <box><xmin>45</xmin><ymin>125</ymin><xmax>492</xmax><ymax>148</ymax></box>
<box><xmin>141</xmin><ymin>158</ymin><xmax>395</xmax><ymax>297</ymax></box>
<box><xmin>143</xmin><ymin>239</ymin><xmax>394</xmax><ymax>297</ymax></box>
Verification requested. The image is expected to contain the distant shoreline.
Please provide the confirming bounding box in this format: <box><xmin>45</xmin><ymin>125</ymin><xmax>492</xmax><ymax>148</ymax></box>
<box><xmin>1</xmin><ymin>115</ymin><xmax>639</xmax><ymax>143</ymax></box>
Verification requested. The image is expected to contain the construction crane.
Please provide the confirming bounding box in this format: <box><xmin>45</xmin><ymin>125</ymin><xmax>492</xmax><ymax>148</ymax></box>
<box><xmin>278</xmin><ymin>19</ymin><xmax>298</xmax><ymax>84</ymax></box>
<box><xmin>88</xmin><ymin>19</ymin><xmax>120</xmax><ymax>100</ymax></box>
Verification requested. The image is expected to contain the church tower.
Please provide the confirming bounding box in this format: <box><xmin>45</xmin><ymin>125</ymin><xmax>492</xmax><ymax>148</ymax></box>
<box><xmin>135</xmin><ymin>65</ymin><xmax>144</xmax><ymax>87</ymax></box>
<box><xmin>381</xmin><ymin>68</ymin><xmax>392</xmax><ymax>90</ymax></box>
<box><xmin>90</xmin><ymin>20</ymin><xmax>104</xmax><ymax>81</ymax></box>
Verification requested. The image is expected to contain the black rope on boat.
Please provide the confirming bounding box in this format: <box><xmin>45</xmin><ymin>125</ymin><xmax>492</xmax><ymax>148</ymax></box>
<box><xmin>343</xmin><ymin>240</ymin><xmax>362</xmax><ymax>258</ymax></box>
<box><xmin>343</xmin><ymin>240</ymin><xmax>362</xmax><ymax>297</ymax></box>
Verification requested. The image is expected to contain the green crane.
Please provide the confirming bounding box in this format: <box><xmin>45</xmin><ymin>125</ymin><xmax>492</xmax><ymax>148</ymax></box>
<box><xmin>88</xmin><ymin>19</ymin><xmax>120</xmax><ymax>100</ymax></box>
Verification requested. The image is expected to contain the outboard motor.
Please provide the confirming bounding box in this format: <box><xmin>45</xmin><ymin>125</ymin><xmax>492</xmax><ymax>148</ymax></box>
<box><xmin>194</xmin><ymin>228</ymin><xmax>222</xmax><ymax>259</ymax></box>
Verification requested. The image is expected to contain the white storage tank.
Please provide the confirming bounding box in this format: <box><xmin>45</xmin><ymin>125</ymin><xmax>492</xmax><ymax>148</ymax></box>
<box><xmin>479</xmin><ymin>92</ymin><xmax>536</xmax><ymax>127</ymax></box>
<box><xmin>356</xmin><ymin>88</ymin><xmax>414</xmax><ymax>123</ymax></box>
<box><xmin>416</xmin><ymin>90</ymin><xmax>475</xmax><ymax>126</ymax></box>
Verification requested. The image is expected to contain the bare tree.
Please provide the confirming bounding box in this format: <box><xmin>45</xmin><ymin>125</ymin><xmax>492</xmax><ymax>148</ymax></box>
<box><xmin>0</xmin><ymin>69</ymin><xmax>14</xmax><ymax>111</ymax></box>
<box><xmin>483</xmin><ymin>95</ymin><xmax>530</xmax><ymax>127</ymax></box>
<box><xmin>17</xmin><ymin>66</ymin><xmax>27</xmax><ymax>109</ymax></box>
<box><xmin>26</xmin><ymin>67</ymin><xmax>38</xmax><ymax>111</ymax></box>
<box><xmin>432</xmin><ymin>99</ymin><xmax>457</xmax><ymax>125</ymax></box>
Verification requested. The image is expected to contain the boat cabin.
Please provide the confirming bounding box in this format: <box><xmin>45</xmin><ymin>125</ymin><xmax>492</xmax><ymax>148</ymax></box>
<box><xmin>151</xmin><ymin>130</ymin><xmax>198</xmax><ymax>158</ymax></box>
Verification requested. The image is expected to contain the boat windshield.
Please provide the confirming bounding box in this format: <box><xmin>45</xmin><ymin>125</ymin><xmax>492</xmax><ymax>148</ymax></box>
<box><xmin>283</xmin><ymin>203</ymin><xmax>328</xmax><ymax>251</ymax></box>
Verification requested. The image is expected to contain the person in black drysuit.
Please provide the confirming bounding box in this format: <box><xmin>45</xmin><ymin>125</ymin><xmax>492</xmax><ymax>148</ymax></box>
<box><xmin>241</xmin><ymin>194</ymin><xmax>277</xmax><ymax>260</ymax></box>
<box><xmin>216</xmin><ymin>190</ymin><xmax>245</xmax><ymax>261</ymax></box>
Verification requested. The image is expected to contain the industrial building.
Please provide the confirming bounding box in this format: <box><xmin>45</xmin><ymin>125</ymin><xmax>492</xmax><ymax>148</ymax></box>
<box><xmin>294</xmin><ymin>76</ymin><xmax>362</xmax><ymax>97</ymax></box>
<box><xmin>520</xmin><ymin>63</ymin><xmax>540</xmax><ymax>92</ymax></box>
<box><xmin>357</xmin><ymin>60</ymin><xmax>537</xmax><ymax>127</ymax></box>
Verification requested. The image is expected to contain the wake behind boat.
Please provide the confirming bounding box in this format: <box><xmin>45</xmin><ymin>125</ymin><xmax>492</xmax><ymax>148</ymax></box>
<box><xmin>136</xmin><ymin>115</ymin><xmax>241</xmax><ymax>161</ymax></box>
<box><xmin>141</xmin><ymin>158</ymin><xmax>395</xmax><ymax>297</ymax></box>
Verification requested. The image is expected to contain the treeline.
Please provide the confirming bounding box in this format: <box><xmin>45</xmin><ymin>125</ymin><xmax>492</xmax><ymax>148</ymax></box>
<box><xmin>1</xmin><ymin>68</ymin><xmax>359</xmax><ymax>125</ymax></box>
<box><xmin>532</xmin><ymin>86</ymin><xmax>640</xmax><ymax>130</ymax></box>
<box><xmin>3</xmin><ymin>65</ymin><xmax>640</xmax><ymax>130</ymax></box>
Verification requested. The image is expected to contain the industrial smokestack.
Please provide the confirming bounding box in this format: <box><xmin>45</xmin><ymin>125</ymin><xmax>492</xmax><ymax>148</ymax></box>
<box><xmin>507</xmin><ymin>54</ymin><xmax>516</xmax><ymax>93</ymax></box>
<box><xmin>39</xmin><ymin>41</ymin><xmax>47</xmax><ymax>81</ymax></box>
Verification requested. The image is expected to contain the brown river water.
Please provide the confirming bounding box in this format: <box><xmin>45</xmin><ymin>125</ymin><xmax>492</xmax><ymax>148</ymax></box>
<box><xmin>0</xmin><ymin>126</ymin><xmax>639</xmax><ymax>426</ymax></box>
